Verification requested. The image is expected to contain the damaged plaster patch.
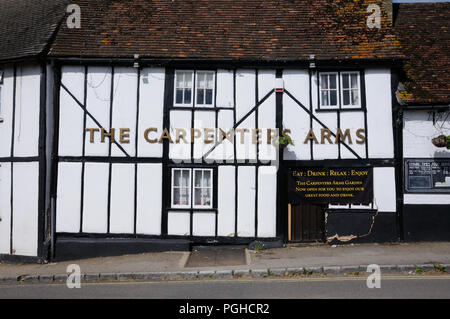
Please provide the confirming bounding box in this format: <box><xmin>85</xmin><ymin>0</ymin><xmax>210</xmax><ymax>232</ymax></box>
<box><xmin>327</xmin><ymin>234</ymin><xmax>358</xmax><ymax>242</ymax></box>
<box><xmin>326</xmin><ymin>208</ymin><xmax>380</xmax><ymax>244</ymax></box>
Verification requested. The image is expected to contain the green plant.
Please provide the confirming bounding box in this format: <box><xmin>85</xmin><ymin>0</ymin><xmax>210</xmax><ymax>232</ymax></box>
<box><xmin>302</xmin><ymin>268</ymin><xmax>313</xmax><ymax>276</ymax></box>
<box><xmin>432</xmin><ymin>135</ymin><xmax>450</xmax><ymax>149</ymax></box>
<box><xmin>278</xmin><ymin>135</ymin><xmax>295</xmax><ymax>148</ymax></box>
<box><xmin>415</xmin><ymin>267</ymin><xmax>424</xmax><ymax>274</ymax></box>
<box><xmin>434</xmin><ymin>263</ymin><xmax>447</xmax><ymax>273</ymax></box>
<box><xmin>253</xmin><ymin>243</ymin><xmax>263</xmax><ymax>251</ymax></box>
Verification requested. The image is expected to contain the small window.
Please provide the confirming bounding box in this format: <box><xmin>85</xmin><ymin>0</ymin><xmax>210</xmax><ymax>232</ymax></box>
<box><xmin>171</xmin><ymin>168</ymin><xmax>213</xmax><ymax>209</ymax></box>
<box><xmin>171</xmin><ymin>169</ymin><xmax>191</xmax><ymax>208</ymax></box>
<box><xmin>195</xmin><ymin>71</ymin><xmax>215</xmax><ymax>107</ymax></box>
<box><xmin>174</xmin><ymin>71</ymin><xmax>194</xmax><ymax>106</ymax></box>
<box><xmin>193</xmin><ymin>169</ymin><xmax>213</xmax><ymax>208</ymax></box>
<box><xmin>341</xmin><ymin>72</ymin><xmax>360</xmax><ymax>107</ymax></box>
<box><xmin>319</xmin><ymin>72</ymin><xmax>338</xmax><ymax>107</ymax></box>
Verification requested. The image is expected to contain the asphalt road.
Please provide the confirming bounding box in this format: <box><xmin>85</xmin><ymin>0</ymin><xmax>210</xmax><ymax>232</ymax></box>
<box><xmin>0</xmin><ymin>275</ymin><xmax>449</xmax><ymax>299</ymax></box>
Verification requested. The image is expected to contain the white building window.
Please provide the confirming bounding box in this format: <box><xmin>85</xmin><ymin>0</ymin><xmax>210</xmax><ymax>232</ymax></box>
<box><xmin>341</xmin><ymin>72</ymin><xmax>360</xmax><ymax>107</ymax></box>
<box><xmin>319</xmin><ymin>72</ymin><xmax>338</xmax><ymax>107</ymax></box>
<box><xmin>174</xmin><ymin>70</ymin><xmax>215</xmax><ymax>107</ymax></box>
<box><xmin>193</xmin><ymin>169</ymin><xmax>213</xmax><ymax>208</ymax></box>
<box><xmin>195</xmin><ymin>71</ymin><xmax>215</xmax><ymax>107</ymax></box>
<box><xmin>171</xmin><ymin>168</ymin><xmax>213</xmax><ymax>209</ymax></box>
<box><xmin>171</xmin><ymin>169</ymin><xmax>192</xmax><ymax>208</ymax></box>
<box><xmin>319</xmin><ymin>71</ymin><xmax>362</xmax><ymax>109</ymax></box>
<box><xmin>174</xmin><ymin>71</ymin><xmax>194</xmax><ymax>106</ymax></box>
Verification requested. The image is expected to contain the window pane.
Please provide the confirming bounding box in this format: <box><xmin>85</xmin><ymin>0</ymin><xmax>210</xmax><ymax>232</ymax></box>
<box><xmin>329</xmin><ymin>75</ymin><xmax>337</xmax><ymax>89</ymax></box>
<box><xmin>194</xmin><ymin>188</ymin><xmax>202</xmax><ymax>206</ymax></box>
<box><xmin>342</xmin><ymin>74</ymin><xmax>349</xmax><ymax>89</ymax></box>
<box><xmin>198</xmin><ymin>73</ymin><xmax>206</xmax><ymax>88</ymax></box>
<box><xmin>202</xmin><ymin>188</ymin><xmax>212</xmax><ymax>206</ymax></box>
<box><xmin>197</xmin><ymin>89</ymin><xmax>204</xmax><ymax>105</ymax></box>
<box><xmin>180</xmin><ymin>187</ymin><xmax>190</xmax><ymax>205</ymax></box>
<box><xmin>176</xmin><ymin>74</ymin><xmax>184</xmax><ymax>88</ymax></box>
<box><xmin>206</xmin><ymin>74</ymin><xmax>214</xmax><ymax>89</ymax></box>
<box><xmin>184</xmin><ymin>72</ymin><xmax>193</xmax><ymax>88</ymax></box>
<box><xmin>321</xmin><ymin>91</ymin><xmax>329</xmax><ymax>106</ymax></box>
<box><xmin>330</xmin><ymin>90</ymin><xmax>337</xmax><ymax>106</ymax></box>
<box><xmin>320</xmin><ymin>75</ymin><xmax>328</xmax><ymax>89</ymax></box>
<box><xmin>173</xmin><ymin>189</ymin><xmax>181</xmax><ymax>205</ymax></box>
<box><xmin>176</xmin><ymin>89</ymin><xmax>183</xmax><ymax>104</ymax></box>
<box><xmin>181</xmin><ymin>170</ymin><xmax>190</xmax><ymax>187</ymax></box>
<box><xmin>343</xmin><ymin>90</ymin><xmax>350</xmax><ymax>105</ymax></box>
<box><xmin>205</xmin><ymin>89</ymin><xmax>213</xmax><ymax>105</ymax></box>
<box><xmin>184</xmin><ymin>89</ymin><xmax>192</xmax><ymax>104</ymax></box>
<box><xmin>351</xmin><ymin>89</ymin><xmax>359</xmax><ymax>105</ymax></box>
<box><xmin>195</xmin><ymin>170</ymin><xmax>202</xmax><ymax>187</ymax></box>
<box><xmin>204</xmin><ymin>170</ymin><xmax>211</xmax><ymax>187</ymax></box>
<box><xmin>173</xmin><ymin>170</ymin><xmax>181</xmax><ymax>186</ymax></box>
<box><xmin>351</xmin><ymin>74</ymin><xmax>358</xmax><ymax>89</ymax></box>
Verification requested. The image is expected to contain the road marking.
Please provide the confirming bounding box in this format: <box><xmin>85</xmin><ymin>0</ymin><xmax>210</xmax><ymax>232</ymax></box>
<box><xmin>0</xmin><ymin>274</ymin><xmax>449</xmax><ymax>289</ymax></box>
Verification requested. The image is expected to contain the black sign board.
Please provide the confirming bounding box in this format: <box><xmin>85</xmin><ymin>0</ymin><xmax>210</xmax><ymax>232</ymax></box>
<box><xmin>287</xmin><ymin>167</ymin><xmax>373</xmax><ymax>205</ymax></box>
<box><xmin>405</xmin><ymin>159</ymin><xmax>450</xmax><ymax>193</ymax></box>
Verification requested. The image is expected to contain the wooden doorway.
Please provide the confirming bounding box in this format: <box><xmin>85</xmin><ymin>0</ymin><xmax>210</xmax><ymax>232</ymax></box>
<box><xmin>288</xmin><ymin>204</ymin><xmax>325</xmax><ymax>242</ymax></box>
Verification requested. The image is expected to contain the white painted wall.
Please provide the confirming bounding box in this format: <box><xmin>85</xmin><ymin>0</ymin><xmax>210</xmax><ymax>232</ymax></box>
<box><xmin>403</xmin><ymin>110</ymin><xmax>450</xmax><ymax>205</ymax></box>
<box><xmin>404</xmin><ymin>194</ymin><xmax>450</xmax><ymax>205</ymax></box>
<box><xmin>169</xmin><ymin>110</ymin><xmax>191</xmax><ymax>161</ymax></box>
<box><xmin>85</xmin><ymin>66</ymin><xmax>111</xmax><ymax>157</ymax></box>
<box><xmin>82</xmin><ymin>163</ymin><xmax>109</xmax><ymax>233</ymax></box>
<box><xmin>136</xmin><ymin>163</ymin><xmax>162</xmax><ymax>235</ymax></box>
<box><xmin>218</xmin><ymin>166</ymin><xmax>235</xmax><ymax>236</ymax></box>
<box><xmin>365</xmin><ymin>68</ymin><xmax>394</xmax><ymax>158</ymax></box>
<box><xmin>12</xmin><ymin>162</ymin><xmax>39</xmax><ymax>256</ymax></box>
<box><xmin>12</xmin><ymin>65</ymin><xmax>41</xmax><ymax>158</ymax></box>
<box><xmin>59</xmin><ymin>66</ymin><xmax>85</xmax><ymax>156</ymax></box>
<box><xmin>0</xmin><ymin>63</ymin><xmax>41</xmax><ymax>257</ymax></box>
<box><xmin>138</xmin><ymin>68</ymin><xmax>165</xmax><ymax>158</ymax></box>
<box><xmin>56</xmin><ymin>162</ymin><xmax>82</xmax><ymax>233</ymax></box>
<box><xmin>258</xmin><ymin>70</ymin><xmax>277</xmax><ymax>162</ymax></box>
<box><xmin>373</xmin><ymin>167</ymin><xmax>396</xmax><ymax>212</ymax></box>
<box><xmin>111</xmin><ymin>68</ymin><xmax>138</xmax><ymax>157</ymax></box>
<box><xmin>235</xmin><ymin>70</ymin><xmax>256</xmax><ymax>161</ymax></box>
<box><xmin>257</xmin><ymin>166</ymin><xmax>277</xmax><ymax>237</ymax></box>
<box><xmin>167</xmin><ymin>211</ymin><xmax>190</xmax><ymax>236</ymax></box>
<box><xmin>283</xmin><ymin>69</ymin><xmax>311</xmax><ymax>160</ymax></box>
<box><xmin>216</xmin><ymin>69</ymin><xmax>234</xmax><ymax>108</ymax></box>
<box><xmin>193</xmin><ymin>213</ymin><xmax>216</xmax><ymax>236</ymax></box>
<box><xmin>403</xmin><ymin>110</ymin><xmax>450</xmax><ymax>158</ymax></box>
<box><xmin>237</xmin><ymin>166</ymin><xmax>256</xmax><ymax>237</ymax></box>
<box><xmin>0</xmin><ymin>163</ymin><xmax>11</xmax><ymax>254</ymax></box>
<box><xmin>0</xmin><ymin>66</ymin><xmax>14</xmax><ymax>157</ymax></box>
<box><xmin>109</xmin><ymin>164</ymin><xmax>135</xmax><ymax>234</ymax></box>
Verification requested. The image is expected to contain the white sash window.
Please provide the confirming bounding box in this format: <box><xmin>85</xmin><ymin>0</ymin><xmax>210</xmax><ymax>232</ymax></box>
<box><xmin>171</xmin><ymin>168</ymin><xmax>213</xmax><ymax>209</ymax></box>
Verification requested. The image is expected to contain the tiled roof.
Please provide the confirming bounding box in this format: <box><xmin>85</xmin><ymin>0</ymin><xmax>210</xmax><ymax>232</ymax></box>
<box><xmin>0</xmin><ymin>0</ymin><xmax>69</xmax><ymax>61</ymax></box>
<box><xmin>49</xmin><ymin>0</ymin><xmax>403</xmax><ymax>61</ymax></box>
<box><xmin>394</xmin><ymin>3</ymin><xmax>450</xmax><ymax>105</ymax></box>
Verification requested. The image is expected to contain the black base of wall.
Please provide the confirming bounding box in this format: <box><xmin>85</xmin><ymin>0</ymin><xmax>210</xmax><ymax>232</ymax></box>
<box><xmin>325</xmin><ymin>211</ymin><xmax>398</xmax><ymax>245</ymax></box>
<box><xmin>404</xmin><ymin>205</ymin><xmax>450</xmax><ymax>242</ymax></box>
<box><xmin>0</xmin><ymin>254</ymin><xmax>45</xmax><ymax>264</ymax></box>
<box><xmin>55</xmin><ymin>237</ymin><xmax>191</xmax><ymax>261</ymax></box>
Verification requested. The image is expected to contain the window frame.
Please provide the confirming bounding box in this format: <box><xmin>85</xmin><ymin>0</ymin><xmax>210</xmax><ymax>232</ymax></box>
<box><xmin>340</xmin><ymin>71</ymin><xmax>361</xmax><ymax>108</ymax></box>
<box><xmin>170</xmin><ymin>168</ymin><xmax>214</xmax><ymax>209</ymax></box>
<box><xmin>318</xmin><ymin>70</ymin><xmax>364</xmax><ymax>110</ymax></box>
<box><xmin>174</xmin><ymin>70</ymin><xmax>195</xmax><ymax>107</ymax></box>
<box><xmin>194</xmin><ymin>70</ymin><xmax>216</xmax><ymax>108</ymax></box>
<box><xmin>318</xmin><ymin>72</ymin><xmax>339</xmax><ymax>109</ymax></box>
<box><xmin>171</xmin><ymin>168</ymin><xmax>192</xmax><ymax>209</ymax></box>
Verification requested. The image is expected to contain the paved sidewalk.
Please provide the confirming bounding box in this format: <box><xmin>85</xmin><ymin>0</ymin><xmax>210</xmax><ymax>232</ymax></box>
<box><xmin>0</xmin><ymin>242</ymin><xmax>449</xmax><ymax>284</ymax></box>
